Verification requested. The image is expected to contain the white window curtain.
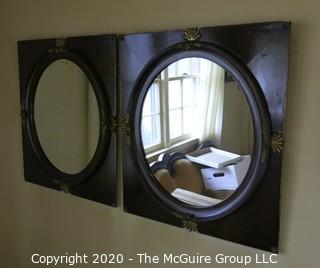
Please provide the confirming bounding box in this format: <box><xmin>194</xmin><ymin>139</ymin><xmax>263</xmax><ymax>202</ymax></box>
<box><xmin>194</xmin><ymin>60</ymin><xmax>225</xmax><ymax>145</ymax></box>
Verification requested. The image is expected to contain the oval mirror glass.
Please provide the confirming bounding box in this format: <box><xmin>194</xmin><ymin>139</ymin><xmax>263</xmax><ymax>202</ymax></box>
<box><xmin>34</xmin><ymin>59</ymin><xmax>100</xmax><ymax>174</ymax></box>
<box><xmin>141</xmin><ymin>57</ymin><xmax>254</xmax><ymax>208</ymax></box>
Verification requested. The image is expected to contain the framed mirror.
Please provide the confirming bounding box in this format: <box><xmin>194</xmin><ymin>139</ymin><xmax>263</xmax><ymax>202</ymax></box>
<box><xmin>121</xmin><ymin>22</ymin><xmax>290</xmax><ymax>252</ymax></box>
<box><xmin>34</xmin><ymin>59</ymin><xmax>100</xmax><ymax>176</ymax></box>
<box><xmin>18</xmin><ymin>35</ymin><xmax>117</xmax><ymax>206</ymax></box>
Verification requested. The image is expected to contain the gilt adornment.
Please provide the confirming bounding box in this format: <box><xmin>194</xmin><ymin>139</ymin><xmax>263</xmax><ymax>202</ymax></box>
<box><xmin>184</xmin><ymin>28</ymin><xmax>201</xmax><ymax>42</ymax></box>
<box><xmin>271</xmin><ymin>132</ymin><xmax>284</xmax><ymax>153</ymax></box>
<box><xmin>47</xmin><ymin>38</ymin><xmax>67</xmax><ymax>53</ymax></box>
<box><xmin>120</xmin><ymin>114</ymin><xmax>132</xmax><ymax>146</ymax></box>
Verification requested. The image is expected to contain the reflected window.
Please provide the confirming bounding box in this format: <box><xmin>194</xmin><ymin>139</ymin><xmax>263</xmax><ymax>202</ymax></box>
<box><xmin>141</xmin><ymin>82</ymin><xmax>161</xmax><ymax>147</ymax></box>
<box><xmin>142</xmin><ymin>58</ymin><xmax>225</xmax><ymax>155</ymax></box>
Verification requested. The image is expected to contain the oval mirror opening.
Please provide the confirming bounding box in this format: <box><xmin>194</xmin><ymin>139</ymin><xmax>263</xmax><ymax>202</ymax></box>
<box><xmin>34</xmin><ymin>59</ymin><xmax>100</xmax><ymax>174</ymax></box>
<box><xmin>141</xmin><ymin>57</ymin><xmax>254</xmax><ymax>208</ymax></box>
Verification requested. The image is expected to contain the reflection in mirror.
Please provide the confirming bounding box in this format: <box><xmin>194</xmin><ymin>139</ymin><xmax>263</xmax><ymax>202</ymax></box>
<box><xmin>34</xmin><ymin>59</ymin><xmax>100</xmax><ymax>174</ymax></box>
<box><xmin>141</xmin><ymin>58</ymin><xmax>254</xmax><ymax>208</ymax></box>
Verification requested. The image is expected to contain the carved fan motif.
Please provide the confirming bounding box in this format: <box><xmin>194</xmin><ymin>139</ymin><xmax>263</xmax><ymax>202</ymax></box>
<box><xmin>182</xmin><ymin>220</ymin><xmax>198</xmax><ymax>232</ymax></box>
<box><xmin>271</xmin><ymin>132</ymin><xmax>284</xmax><ymax>153</ymax></box>
<box><xmin>184</xmin><ymin>28</ymin><xmax>201</xmax><ymax>41</ymax></box>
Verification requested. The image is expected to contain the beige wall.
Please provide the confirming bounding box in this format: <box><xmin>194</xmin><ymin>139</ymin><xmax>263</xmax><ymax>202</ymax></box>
<box><xmin>1</xmin><ymin>0</ymin><xmax>319</xmax><ymax>267</ymax></box>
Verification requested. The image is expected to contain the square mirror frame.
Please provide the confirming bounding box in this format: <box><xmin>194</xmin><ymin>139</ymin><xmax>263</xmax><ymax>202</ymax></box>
<box><xmin>121</xmin><ymin>21</ymin><xmax>291</xmax><ymax>252</ymax></box>
<box><xmin>18</xmin><ymin>34</ymin><xmax>118</xmax><ymax>206</ymax></box>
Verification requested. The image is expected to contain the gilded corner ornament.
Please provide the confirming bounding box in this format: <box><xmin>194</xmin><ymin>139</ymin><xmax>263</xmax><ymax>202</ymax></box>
<box><xmin>184</xmin><ymin>28</ymin><xmax>201</xmax><ymax>42</ymax></box>
<box><xmin>174</xmin><ymin>212</ymin><xmax>199</xmax><ymax>232</ymax></box>
<box><xmin>120</xmin><ymin>114</ymin><xmax>132</xmax><ymax>146</ymax></box>
<box><xmin>56</xmin><ymin>38</ymin><xmax>66</xmax><ymax>48</ymax></box>
<box><xmin>48</xmin><ymin>37</ymin><xmax>67</xmax><ymax>53</ymax></box>
<box><xmin>271</xmin><ymin>132</ymin><xmax>284</xmax><ymax>153</ymax></box>
<box><xmin>182</xmin><ymin>220</ymin><xmax>198</xmax><ymax>232</ymax></box>
<box><xmin>53</xmin><ymin>180</ymin><xmax>70</xmax><ymax>193</ymax></box>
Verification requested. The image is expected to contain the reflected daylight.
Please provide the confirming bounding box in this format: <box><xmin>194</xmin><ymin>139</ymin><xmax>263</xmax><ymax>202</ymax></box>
<box><xmin>141</xmin><ymin>57</ymin><xmax>254</xmax><ymax>208</ymax></box>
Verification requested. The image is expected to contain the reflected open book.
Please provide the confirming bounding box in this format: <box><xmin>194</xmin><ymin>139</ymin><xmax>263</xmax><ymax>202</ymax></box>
<box><xmin>186</xmin><ymin>147</ymin><xmax>241</xmax><ymax>168</ymax></box>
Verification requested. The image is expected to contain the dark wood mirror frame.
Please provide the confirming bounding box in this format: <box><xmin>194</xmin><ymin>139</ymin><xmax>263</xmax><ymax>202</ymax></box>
<box><xmin>129</xmin><ymin>45</ymin><xmax>271</xmax><ymax>221</ymax></box>
<box><xmin>17</xmin><ymin>21</ymin><xmax>290</xmax><ymax>252</ymax></box>
<box><xmin>18</xmin><ymin>35</ymin><xmax>117</xmax><ymax>206</ymax></box>
<box><xmin>121</xmin><ymin>22</ymin><xmax>291</xmax><ymax>252</ymax></box>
